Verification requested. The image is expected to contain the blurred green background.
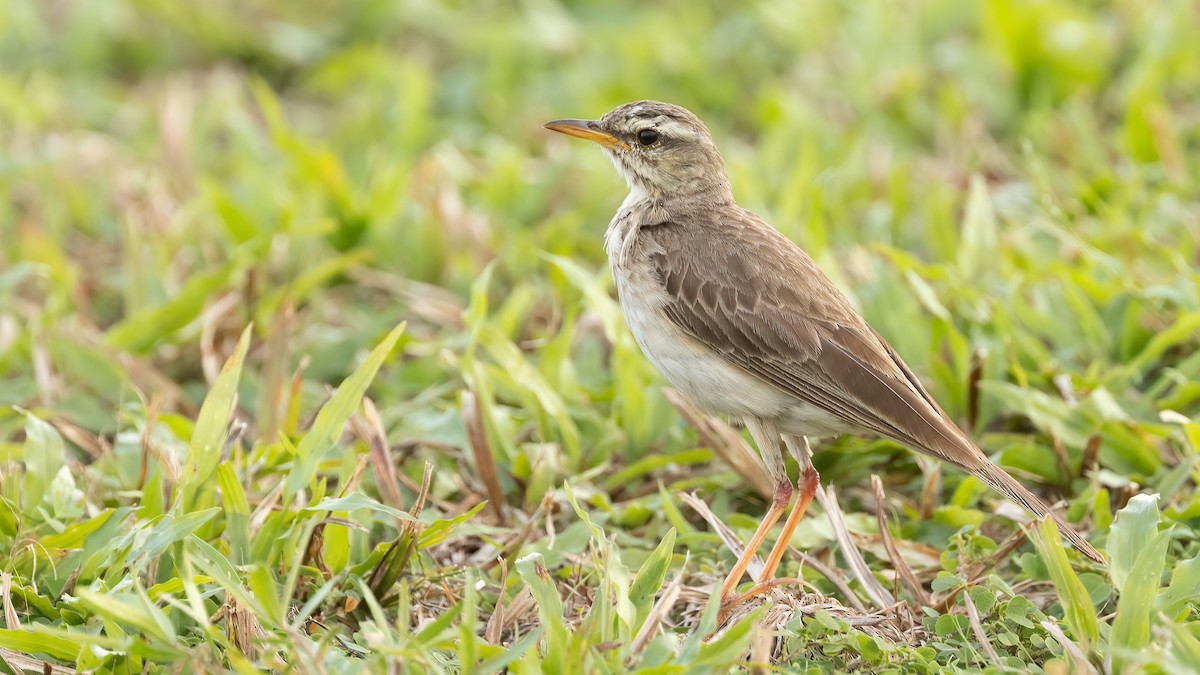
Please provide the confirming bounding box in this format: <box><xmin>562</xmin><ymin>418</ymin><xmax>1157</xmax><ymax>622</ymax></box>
<box><xmin>2</xmin><ymin>0</ymin><xmax>1200</xmax><ymax>672</ymax></box>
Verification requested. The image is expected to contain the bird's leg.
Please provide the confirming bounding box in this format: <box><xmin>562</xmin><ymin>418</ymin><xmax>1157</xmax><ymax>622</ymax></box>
<box><xmin>762</xmin><ymin>436</ymin><xmax>819</xmax><ymax>579</ymax></box>
<box><xmin>717</xmin><ymin>418</ymin><xmax>791</xmax><ymax>607</ymax></box>
<box><xmin>722</xmin><ymin>435</ymin><xmax>820</xmax><ymax>612</ymax></box>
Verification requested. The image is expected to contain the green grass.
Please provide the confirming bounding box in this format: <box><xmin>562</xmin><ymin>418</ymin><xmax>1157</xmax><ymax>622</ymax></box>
<box><xmin>2</xmin><ymin>0</ymin><xmax>1200</xmax><ymax>672</ymax></box>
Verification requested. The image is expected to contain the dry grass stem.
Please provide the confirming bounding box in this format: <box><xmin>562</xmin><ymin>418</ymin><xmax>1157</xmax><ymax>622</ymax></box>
<box><xmin>871</xmin><ymin>475</ymin><xmax>931</xmax><ymax>607</ymax></box>
<box><xmin>817</xmin><ymin>485</ymin><xmax>893</xmax><ymax>609</ymax></box>
<box><xmin>963</xmin><ymin>583</ymin><xmax>1002</xmax><ymax>668</ymax></box>
<box><xmin>350</xmin><ymin>397</ymin><xmax>405</xmax><ymax>512</ymax></box>
<box><xmin>678</xmin><ymin>491</ymin><xmax>765</xmax><ymax>583</ymax></box>
<box><xmin>1041</xmin><ymin>619</ymin><xmax>1098</xmax><ymax>675</ymax></box>
<box><xmin>462</xmin><ymin>388</ymin><xmax>507</xmax><ymax>525</ymax></box>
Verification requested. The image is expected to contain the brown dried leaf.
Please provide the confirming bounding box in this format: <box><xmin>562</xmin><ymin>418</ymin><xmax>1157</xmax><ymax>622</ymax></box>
<box><xmin>462</xmin><ymin>388</ymin><xmax>507</xmax><ymax>525</ymax></box>
<box><xmin>257</xmin><ymin>299</ymin><xmax>294</xmax><ymax>445</ymax></box>
<box><xmin>1</xmin><ymin>573</ymin><xmax>18</xmax><ymax>629</ymax></box>
<box><xmin>224</xmin><ymin>595</ymin><xmax>266</xmax><ymax>660</ymax></box>
<box><xmin>0</xmin><ymin>647</ymin><xmax>74</xmax><ymax>675</ymax></box>
<box><xmin>350</xmin><ymin>397</ymin><xmax>404</xmax><ymax>511</ymax></box>
<box><xmin>484</xmin><ymin>557</ymin><xmax>509</xmax><ymax>645</ymax></box>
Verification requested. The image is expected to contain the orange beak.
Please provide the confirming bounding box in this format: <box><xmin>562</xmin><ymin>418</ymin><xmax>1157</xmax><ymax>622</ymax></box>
<box><xmin>543</xmin><ymin>119</ymin><xmax>630</xmax><ymax>151</ymax></box>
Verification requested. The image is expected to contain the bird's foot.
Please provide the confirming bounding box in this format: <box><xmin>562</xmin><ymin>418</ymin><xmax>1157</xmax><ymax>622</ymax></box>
<box><xmin>714</xmin><ymin>577</ymin><xmax>810</xmax><ymax>628</ymax></box>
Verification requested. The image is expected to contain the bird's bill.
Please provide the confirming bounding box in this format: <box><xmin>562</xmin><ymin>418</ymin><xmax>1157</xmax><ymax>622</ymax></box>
<box><xmin>543</xmin><ymin>119</ymin><xmax>630</xmax><ymax>150</ymax></box>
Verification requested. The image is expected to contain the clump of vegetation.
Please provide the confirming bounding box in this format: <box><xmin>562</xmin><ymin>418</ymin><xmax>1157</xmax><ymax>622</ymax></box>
<box><xmin>1</xmin><ymin>1</ymin><xmax>1198</xmax><ymax>672</ymax></box>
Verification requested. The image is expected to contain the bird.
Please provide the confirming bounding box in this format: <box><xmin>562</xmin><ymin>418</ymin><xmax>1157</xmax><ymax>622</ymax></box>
<box><xmin>544</xmin><ymin>100</ymin><xmax>1105</xmax><ymax>619</ymax></box>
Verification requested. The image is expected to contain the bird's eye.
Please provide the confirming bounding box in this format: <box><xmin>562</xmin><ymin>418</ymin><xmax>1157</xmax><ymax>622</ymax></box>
<box><xmin>637</xmin><ymin>128</ymin><xmax>659</xmax><ymax>146</ymax></box>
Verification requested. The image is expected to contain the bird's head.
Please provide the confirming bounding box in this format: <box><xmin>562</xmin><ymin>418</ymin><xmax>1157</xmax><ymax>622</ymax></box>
<box><xmin>545</xmin><ymin>100</ymin><xmax>732</xmax><ymax>202</ymax></box>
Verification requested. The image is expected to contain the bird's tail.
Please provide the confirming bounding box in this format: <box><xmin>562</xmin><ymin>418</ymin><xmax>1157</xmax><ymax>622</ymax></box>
<box><xmin>974</xmin><ymin>461</ymin><xmax>1106</xmax><ymax>564</ymax></box>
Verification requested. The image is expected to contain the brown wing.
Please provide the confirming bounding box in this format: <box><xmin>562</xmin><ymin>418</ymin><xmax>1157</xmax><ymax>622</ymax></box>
<box><xmin>642</xmin><ymin>213</ymin><xmax>983</xmax><ymax>470</ymax></box>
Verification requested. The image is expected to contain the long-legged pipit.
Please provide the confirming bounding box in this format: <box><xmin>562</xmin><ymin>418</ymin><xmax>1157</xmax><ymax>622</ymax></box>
<box><xmin>545</xmin><ymin>100</ymin><xmax>1104</xmax><ymax>619</ymax></box>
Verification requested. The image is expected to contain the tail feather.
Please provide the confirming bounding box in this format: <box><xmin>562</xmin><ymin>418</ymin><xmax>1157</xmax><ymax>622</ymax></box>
<box><xmin>974</xmin><ymin>462</ymin><xmax>1105</xmax><ymax>564</ymax></box>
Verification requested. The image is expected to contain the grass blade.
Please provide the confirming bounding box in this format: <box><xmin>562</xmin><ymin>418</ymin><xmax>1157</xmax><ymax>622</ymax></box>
<box><xmin>1030</xmin><ymin>517</ymin><xmax>1098</xmax><ymax>649</ymax></box>
<box><xmin>515</xmin><ymin>552</ymin><xmax>566</xmax><ymax>667</ymax></box>
<box><xmin>284</xmin><ymin>322</ymin><xmax>406</xmax><ymax>502</ymax></box>
<box><xmin>629</xmin><ymin>528</ymin><xmax>676</xmax><ymax>629</ymax></box>
<box><xmin>179</xmin><ymin>325</ymin><xmax>251</xmax><ymax>512</ymax></box>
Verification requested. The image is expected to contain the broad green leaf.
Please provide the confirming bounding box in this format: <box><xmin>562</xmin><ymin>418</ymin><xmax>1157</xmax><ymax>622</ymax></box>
<box><xmin>566</xmin><ymin>481</ymin><xmax>634</xmax><ymax>642</ymax></box>
<box><xmin>980</xmin><ymin>382</ymin><xmax>1091</xmax><ymax>448</ymax></box>
<box><xmin>1183</xmin><ymin>422</ymin><xmax>1200</xmax><ymax>455</ymax></box>
<box><xmin>1108</xmin><ymin>493</ymin><xmax>1164</xmax><ymax>593</ymax></box>
<box><xmin>0</xmin><ymin>496</ymin><xmax>16</xmax><ymax>539</ymax></box>
<box><xmin>216</xmin><ymin>461</ymin><xmax>250</xmax><ymax>516</ymax></box>
<box><xmin>247</xmin><ymin>564</ymin><xmax>285</xmax><ymax>626</ymax></box>
<box><xmin>903</xmin><ymin>268</ymin><xmax>950</xmax><ymax>321</ymax></box>
<box><xmin>474</xmin><ymin>323</ymin><xmax>582</xmax><ymax>463</ymax></box>
<box><xmin>693</xmin><ymin>604</ymin><xmax>765</xmax><ymax>667</ymax></box>
<box><xmin>179</xmin><ymin>325</ymin><xmax>252</xmax><ymax>512</ymax></box>
<box><xmin>6</xmin><ymin>583</ymin><xmax>55</xmax><ymax>619</ymax></box>
<box><xmin>0</xmin><ymin>628</ymin><xmax>80</xmax><ymax>660</ymax></box>
<box><xmin>1109</xmin><ymin>494</ymin><xmax>1171</xmax><ymax>673</ymax></box>
<box><xmin>564</xmin><ymin>482</ymin><xmax>606</xmax><ymax>544</ymax></box>
<box><xmin>204</xmin><ymin>180</ymin><xmax>260</xmax><ymax>243</ymax></box>
<box><xmin>1092</xmin><ymin>487</ymin><xmax>1113</xmax><ymax>534</ymax></box>
<box><xmin>76</xmin><ymin>588</ymin><xmax>178</xmax><ymax>645</ymax></box>
<box><xmin>464</xmin><ymin>260</ymin><xmax>497</xmax><ymax>353</ymax></box>
<box><xmin>1157</xmin><ymin>553</ymin><xmax>1200</xmax><ymax>616</ymax></box>
<box><xmin>477</xmin><ymin>626</ymin><xmax>544</xmax><ymax>673</ymax></box>
<box><xmin>323</xmin><ymin>518</ymin><xmax>350</xmax><ymax>573</ymax></box>
<box><xmin>657</xmin><ymin>483</ymin><xmax>695</xmax><ymax>535</ymax></box>
<box><xmin>284</xmin><ymin>322</ymin><xmax>406</xmax><ymax>501</ymax></box>
<box><xmin>20</xmin><ymin>409</ymin><xmax>66</xmax><ymax>513</ymax></box>
<box><xmin>40</xmin><ymin>509</ymin><xmax>116</xmax><ymax>549</ymax></box>
<box><xmin>1031</xmin><ymin>517</ymin><xmax>1098</xmax><ymax>648</ymax></box>
<box><xmin>543</xmin><ymin>252</ymin><xmax>667</xmax><ymax>451</ymax></box>
<box><xmin>186</xmin><ymin>535</ymin><xmax>243</xmax><ymax>585</ymax></box>
<box><xmin>457</xmin><ymin>579</ymin><xmax>479</xmax><ymax>668</ymax></box>
<box><xmin>105</xmin><ymin>259</ymin><xmax>240</xmax><ymax>352</ymax></box>
<box><xmin>542</xmin><ymin>253</ymin><xmax>622</xmax><ymax>337</ymax></box>
<box><xmin>147</xmin><ymin>575</ymin><xmax>215</xmax><ymax>600</ymax></box>
<box><xmin>630</xmin><ymin>528</ymin><xmax>676</xmax><ymax>628</ymax></box>
<box><xmin>1167</xmin><ymin>622</ymin><xmax>1200</xmax><ymax>673</ymax></box>
<box><xmin>418</xmin><ymin>501</ymin><xmax>487</xmax><ymax>548</ymax></box>
<box><xmin>140</xmin><ymin>467</ymin><xmax>166</xmax><ymax>520</ymax></box>
<box><xmin>304</xmin><ymin>492</ymin><xmax>417</xmax><ymax>523</ymax></box>
<box><xmin>679</xmin><ymin>585</ymin><xmax>724</xmax><ymax>662</ymax></box>
<box><xmin>1129</xmin><ymin>311</ymin><xmax>1200</xmax><ymax>376</ymax></box>
<box><xmin>217</xmin><ymin>462</ymin><xmax>251</xmax><ymax>564</ymax></box>
<box><xmin>602</xmin><ymin>450</ymin><xmax>712</xmax><ymax>491</ymax></box>
<box><xmin>138</xmin><ymin>508</ymin><xmax>221</xmax><ymax>560</ymax></box>
<box><xmin>516</xmin><ymin>553</ymin><xmax>566</xmax><ymax>668</ymax></box>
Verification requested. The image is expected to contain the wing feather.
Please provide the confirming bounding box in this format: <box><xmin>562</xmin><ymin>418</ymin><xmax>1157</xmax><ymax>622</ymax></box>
<box><xmin>643</xmin><ymin>215</ymin><xmax>979</xmax><ymax>468</ymax></box>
